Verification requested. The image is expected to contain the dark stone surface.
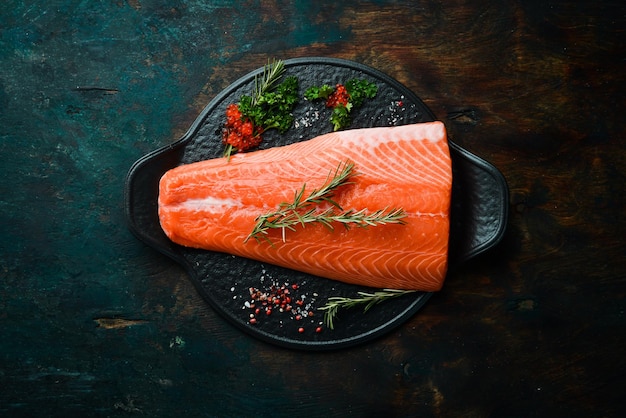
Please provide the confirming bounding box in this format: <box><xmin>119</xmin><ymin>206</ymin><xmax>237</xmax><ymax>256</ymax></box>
<box><xmin>1</xmin><ymin>1</ymin><xmax>624</xmax><ymax>416</ymax></box>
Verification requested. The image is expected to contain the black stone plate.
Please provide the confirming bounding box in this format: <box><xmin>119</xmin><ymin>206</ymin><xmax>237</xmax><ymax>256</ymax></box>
<box><xmin>124</xmin><ymin>57</ymin><xmax>509</xmax><ymax>350</ymax></box>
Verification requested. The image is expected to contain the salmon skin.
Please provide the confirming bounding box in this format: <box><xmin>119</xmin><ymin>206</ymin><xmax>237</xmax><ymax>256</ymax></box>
<box><xmin>158</xmin><ymin>122</ymin><xmax>452</xmax><ymax>291</ymax></box>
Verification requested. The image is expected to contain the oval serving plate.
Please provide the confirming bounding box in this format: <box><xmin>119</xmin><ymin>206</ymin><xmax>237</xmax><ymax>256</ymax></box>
<box><xmin>124</xmin><ymin>57</ymin><xmax>509</xmax><ymax>350</ymax></box>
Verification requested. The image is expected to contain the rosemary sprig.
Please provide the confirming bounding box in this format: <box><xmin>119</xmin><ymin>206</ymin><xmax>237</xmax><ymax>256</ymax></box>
<box><xmin>223</xmin><ymin>143</ymin><xmax>234</xmax><ymax>159</ymax></box>
<box><xmin>249</xmin><ymin>206</ymin><xmax>407</xmax><ymax>242</ymax></box>
<box><xmin>326</xmin><ymin>207</ymin><xmax>408</xmax><ymax>228</ymax></box>
<box><xmin>245</xmin><ymin>160</ymin><xmax>356</xmax><ymax>243</ymax></box>
<box><xmin>252</xmin><ymin>59</ymin><xmax>286</xmax><ymax>106</ymax></box>
<box><xmin>282</xmin><ymin>159</ymin><xmax>356</xmax><ymax>211</ymax></box>
<box><xmin>245</xmin><ymin>161</ymin><xmax>408</xmax><ymax>244</ymax></box>
<box><xmin>318</xmin><ymin>289</ymin><xmax>417</xmax><ymax>330</ymax></box>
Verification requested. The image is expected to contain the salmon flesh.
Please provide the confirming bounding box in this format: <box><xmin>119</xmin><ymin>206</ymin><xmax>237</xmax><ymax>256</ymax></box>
<box><xmin>158</xmin><ymin>122</ymin><xmax>452</xmax><ymax>291</ymax></box>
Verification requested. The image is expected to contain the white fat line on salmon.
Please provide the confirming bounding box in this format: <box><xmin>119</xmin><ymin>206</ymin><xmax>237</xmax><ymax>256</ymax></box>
<box><xmin>411</xmin><ymin>211</ymin><xmax>448</xmax><ymax>218</ymax></box>
<box><xmin>178</xmin><ymin>196</ymin><xmax>243</xmax><ymax>212</ymax></box>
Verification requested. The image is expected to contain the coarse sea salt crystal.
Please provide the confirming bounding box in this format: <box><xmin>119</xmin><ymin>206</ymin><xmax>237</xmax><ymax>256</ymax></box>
<box><xmin>294</xmin><ymin>107</ymin><xmax>320</xmax><ymax>129</ymax></box>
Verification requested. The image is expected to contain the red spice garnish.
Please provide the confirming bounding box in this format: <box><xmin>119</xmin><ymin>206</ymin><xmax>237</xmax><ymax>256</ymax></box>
<box><xmin>240</xmin><ymin>279</ymin><xmax>321</xmax><ymax>334</ymax></box>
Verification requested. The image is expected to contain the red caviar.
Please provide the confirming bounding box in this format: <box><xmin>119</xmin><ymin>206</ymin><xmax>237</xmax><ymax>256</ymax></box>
<box><xmin>326</xmin><ymin>84</ymin><xmax>350</xmax><ymax>108</ymax></box>
<box><xmin>222</xmin><ymin>104</ymin><xmax>263</xmax><ymax>153</ymax></box>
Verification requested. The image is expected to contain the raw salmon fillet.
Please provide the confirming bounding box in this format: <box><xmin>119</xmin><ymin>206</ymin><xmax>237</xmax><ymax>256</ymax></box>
<box><xmin>158</xmin><ymin>122</ymin><xmax>452</xmax><ymax>291</ymax></box>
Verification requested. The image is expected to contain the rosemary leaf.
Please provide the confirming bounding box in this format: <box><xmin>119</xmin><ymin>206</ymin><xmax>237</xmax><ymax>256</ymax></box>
<box><xmin>245</xmin><ymin>160</ymin><xmax>408</xmax><ymax>244</ymax></box>
<box><xmin>252</xmin><ymin>59</ymin><xmax>286</xmax><ymax>106</ymax></box>
<box><xmin>319</xmin><ymin>289</ymin><xmax>417</xmax><ymax>329</ymax></box>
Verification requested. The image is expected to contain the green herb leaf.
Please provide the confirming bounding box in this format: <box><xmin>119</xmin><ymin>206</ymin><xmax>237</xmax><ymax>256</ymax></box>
<box><xmin>252</xmin><ymin>59</ymin><xmax>287</xmax><ymax>105</ymax></box>
<box><xmin>304</xmin><ymin>84</ymin><xmax>335</xmax><ymax>101</ymax></box>
<box><xmin>304</xmin><ymin>79</ymin><xmax>378</xmax><ymax>131</ymax></box>
<box><xmin>319</xmin><ymin>289</ymin><xmax>416</xmax><ymax>329</ymax></box>
<box><xmin>239</xmin><ymin>74</ymin><xmax>299</xmax><ymax>134</ymax></box>
<box><xmin>345</xmin><ymin>78</ymin><xmax>378</xmax><ymax>107</ymax></box>
<box><xmin>245</xmin><ymin>160</ymin><xmax>407</xmax><ymax>244</ymax></box>
<box><xmin>330</xmin><ymin>103</ymin><xmax>352</xmax><ymax>131</ymax></box>
<box><xmin>255</xmin><ymin>75</ymin><xmax>299</xmax><ymax>133</ymax></box>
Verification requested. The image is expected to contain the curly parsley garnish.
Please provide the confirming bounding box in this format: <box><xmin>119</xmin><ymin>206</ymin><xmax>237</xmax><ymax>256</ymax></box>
<box><xmin>304</xmin><ymin>79</ymin><xmax>378</xmax><ymax>131</ymax></box>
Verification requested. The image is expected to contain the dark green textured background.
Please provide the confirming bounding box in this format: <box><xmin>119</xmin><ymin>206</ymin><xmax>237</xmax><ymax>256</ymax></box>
<box><xmin>0</xmin><ymin>1</ymin><xmax>354</xmax><ymax>415</ymax></box>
